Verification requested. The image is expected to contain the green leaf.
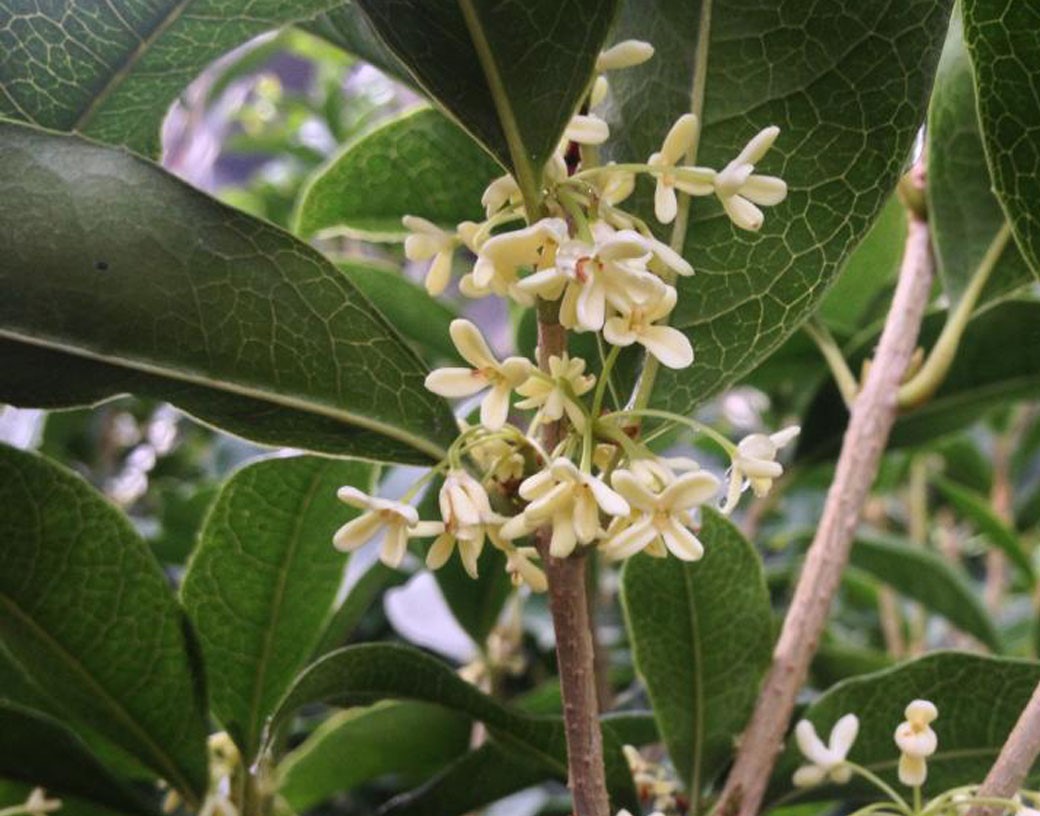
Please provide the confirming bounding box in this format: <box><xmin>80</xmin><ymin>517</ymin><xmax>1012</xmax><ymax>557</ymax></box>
<box><xmin>962</xmin><ymin>0</ymin><xmax>1040</xmax><ymax>278</ymax></box>
<box><xmin>0</xmin><ymin>444</ymin><xmax>208</xmax><ymax>805</ymax></box>
<box><xmin>620</xmin><ymin>510</ymin><xmax>773</xmax><ymax>796</ymax></box>
<box><xmin>768</xmin><ymin>652</ymin><xmax>1040</xmax><ymax>804</ymax></box>
<box><xmin>353</xmin><ymin>0</ymin><xmax>618</xmax><ymax>195</ymax></box>
<box><xmin>0</xmin><ymin>121</ymin><xmax>455</xmax><ymax>465</ymax></box>
<box><xmin>294</xmin><ymin>107</ymin><xmax>499</xmax><ymax>239</ymax></box>
<box><xmin>933</xmin><ymin>476</ymin><xmax>1036</xmax><ymax>587</ymax></box>
<box><xmin>312</xmin><ymin>561</ymin><xmax>408</xmax><ymax>656</ymax></box>
<box><xmin>265</xmin><ymin>642</ymin><xmax>639</xmax><ymax>812</ymax></box>
<box><xmin>849</xmin><ymin>536</ymin><xmax>1000</xmax><ymax>651</ymax></box>
<box><xmin>0</xmin><ymin>703</ymin><xmax>154</xmax><ymax>816</ymax></box>
<box><xmin>0</xmin><ymin>0</ymin><xmax>341</xmax><ymax>156</ymax></box>
<box><xmin>181</xmin><ymin>455</ymin><xmax>372</xmax><ymax>757</ymax></box>
<box><xmin>339</xmin><ymin>262</ymin><xmax>461</xmax><ymax>364</ymax></box>
<box><xmin>277</xmin><ymin>701</ymin><xmax>471</xmax><ymax>811</ymax></box>
<box><xmin>798</xmin><ymin>300</ymin><xmax>1040</xmax><ymax>457</ymax></box>
<box><xmin>811</xmin><ymin>642</ymin><xmax>894</xmax><ymax>688</ymax></box>
<box><xmin>604</xmin><ymin>0</ymin><xmax>953</xmax><ymax>409</ymax></box>
<box><xmin>928</xmin><ymin>8</ymin><xmax>1033</xmax><ymax>303</ymax></box>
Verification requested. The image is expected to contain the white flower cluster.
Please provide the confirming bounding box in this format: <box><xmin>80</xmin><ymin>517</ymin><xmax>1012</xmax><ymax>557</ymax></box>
<box><xmin>332</xmin><ymin>40</ymin><xmax>795</xmax><ymax>592</ymax></box>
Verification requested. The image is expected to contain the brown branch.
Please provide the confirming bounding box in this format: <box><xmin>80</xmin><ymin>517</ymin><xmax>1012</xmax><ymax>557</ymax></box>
<box><xmin>534</xmin><ymin>301</ymin><xmax>611</xmax><ymax>816</ymax></box>
<box><xmin>714</xmin><ymin>191</ymin><xmax>935</xmax><ymax>816</ymax></box>
<box><xmin>969</xmin><ymin>681</ymin><xmax>1040</xmax><ymax>816</ymax></box>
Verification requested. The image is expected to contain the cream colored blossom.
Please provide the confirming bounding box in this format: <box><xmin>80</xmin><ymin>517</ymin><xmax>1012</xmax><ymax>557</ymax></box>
<box><xmin>514</xmin><ymin>353</ymin><xmax>595</xmax><ymax>429</ymax></box>
<box><xmin>481</xmin><ymin>174</ymin><xmax>521</xmax><ymax>217</ymax></box>
<box><xmin>596</xmin><ymin>40</ymin><xmax>655</xmax><ymax>72</ymax></box>
<box><xmin>22</xmin><ymin>789</ymin><xmax>62</xmax><ymax>816</ymax></box>
<box><xmin>603</xmin><ymin>468</ymin><xmax>719</xmax><ymax>560</ymax></box>
<box><xmin>602</xmin><ymin>286</ymin><xmax>693</xmax><ymax>369</ymax></box>
<box><xmin>564</xmin><ymin>113</ymin><xmax>610</xmax><ymax>145</ymax></box>
<box><xmin>334</xmin><ymin>487</ymin><xmax>419</xmax><ymax>568</ymax></box>
<box><xmin>501</xmin><ymin>458</ymin><xmax>630</xmax><ymax>558</ymax></box>
<box><xmin>713</xmin><ymin>126</ymin><xmax>787</xmax><ymax>231</ymax></box>
<box><xmin>647</xmin><ymin>114</ymin><xmax>715</xmax><ymax>224</ymax></box>
<box><xmin>792</xmin><ymin>714</ymin><xmax>859</xmax><ymax>787</ymax></box>
<box><xmin>895</xmin><ymin>700</ymin><xmax>938</xmax><ymax>786</ymax></box>
<box><xmin>466</xmin><ymin>218</ymin><xmax>569</xmax><ymax>298</ymax></box>
<box><xmin>721</xmin><ymin>426</ymin><xmax>800</xmax><ymax>513</ymax></box>
<box><xmin>468</xmin><ymin>432</ymin><xmax>525</xmax><ymax>484</ymax></box>
<box><xmin>402</xmin><ymin>215</ymin><xmax>457</xmax><ymax>296</ymax></box>
<box><xmin>425</xmin><ymin>319</ymin><xmax>532</xmax><ymax>430</ymax></box>
<box><xmin>502</xmin><ymin>544</ymin><xmax>548</xmax><ymax>592</ymax></box>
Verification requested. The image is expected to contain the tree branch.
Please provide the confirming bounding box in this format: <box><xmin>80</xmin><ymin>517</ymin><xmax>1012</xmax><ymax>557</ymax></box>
<box><xmin>968</xmin><ymin>682</ymin><xmax>1040</xmax><ymax>816</ymax></box>
<box><xmin>714</xmin><ymin>184</ymin><xmax>935</xmax><ymax>816</ymax></box>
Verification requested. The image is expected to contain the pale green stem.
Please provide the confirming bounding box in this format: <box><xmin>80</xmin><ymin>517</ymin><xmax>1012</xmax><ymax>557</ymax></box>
<box><xmin>844</xmin><ymin>762</ymin><xmax>913</xmax><ymax>815</ymax></box>
<box><xmin>595</xmin><ymin>333</ymin><xmax>622</xmax><ymax>411</ymax></box>
<box><xmin>602</xmin><ymin>407</ymin><xmax>737</xmax><ymax>456</ymax></box>
<box><xmin>899</xmin><ymin>222</ymin><xmax>1011</xmax><ymax>408</ymax></box>
<box><xmin>915</xmin><ymin>785</ymin><xmax>923</xmax><ymax>814</ymax></box>
<box><xmin>591</xmin><ymin>344</ymin><xmax>621</xmax><ymax>419</ymax></box>
<box><xmin>804</xmin><ymin>316</ymin><xmax>859</xmax><ymax>408</ymax></box>
<box><xmin>921</xmin><ymin>796</ymin><xmax>1022</xmax><ymax>816</ymax></box>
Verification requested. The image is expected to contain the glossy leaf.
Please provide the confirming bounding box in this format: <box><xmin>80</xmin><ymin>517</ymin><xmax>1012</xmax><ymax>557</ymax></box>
<box><xmin>768</xmin><ymin>652</ymin><xmax>1040</xmax><ymax>803</ymax></box>
<box><xmin>798</xmin><ymin>300</ymin><xmax>1040</xmax><ymax>457</ymax></box>
<box><xmin>182</xmin><ymin>455</ymin><xmax>372</xmax><ymax>757</ymax></box>
<box><xmin>928</xmin><ymin>9</ymin><xmax>1033</xmax><ymax>303</ymax></box>
<box><xmin>620</xmin><ymin>510</ymin><xmax>773</xmax><ymax>795</ymax></box>
<box><xmin>277</xmin><ymin>701</ymin><xmax>471</xmax><ymax>811</ymax></box>
<box><xmin>603</xmin><ymin>0</ymin><xmax>953</xmax><ymax>410</ymax></box>
<box><xmin>962</xmin><ymin>0</ymin><xmax>1040</xmax><ymax>278</ymax></box>
<box><xmin>0</xmin><ymin>444</ymin><xmax>208</xmax><ymax>804</ymax></box>
<box><xmin>0</xmin><ymin>122</ymin><xmax>455</xmax><ymax>465</ymax></box>
<box><xmin>265</xmin><ymin>643</ymin><xmax>639</xmax><ymax>812</ymax></box>
<box><xmin>313</xmin><ymin>561</ymin><xmax>408</xmax><ymax>656</ymax></box>
<box><xmin>849</xmin><ymin>536</ymin><xmax>1000</xmax><ymax>651</ymax></box>
<box><xmin>295</xmin><ymin>107</ymin><xmax>499</xmax><ymax>239</ymax></box>
<box><xmin>933</xmin><ymin>477</ymin><xmax>1036</xmax><ymax>587</ymax></box>
<box><xmin>0</xmin><ymin>0</ymin><xmax>340</xmax><ymax>156</ymax></box>
<box><xmin>0</xmin><ymin>703</ymin><xmax>153</xmax><ymax>816</ymax></box>
<box><xmin>354</xmin><ymin>0</ymin><xmax>617</xmax><ymax>185</ymax></box>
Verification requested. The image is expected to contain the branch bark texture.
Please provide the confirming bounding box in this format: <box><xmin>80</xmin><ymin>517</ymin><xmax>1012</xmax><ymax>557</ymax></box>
<box><xmin>968</xmin><ymin>681</ymin><xmax>1040</xmax><ymax>816</ymax></box>
<box><xmin>715</xmin><ymin>203</ymin><xmax>936</xmax><ymax>816</ymax></box>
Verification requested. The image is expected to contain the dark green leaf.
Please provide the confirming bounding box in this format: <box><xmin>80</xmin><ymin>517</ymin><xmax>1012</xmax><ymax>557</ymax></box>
<box><xmin>768</xmin><ymin>652</ymin><xmax>1040</xmax><ymax>804</ymax></box>
<box><xmin>928</xmin><ymin>9</ymin><xmax>1033</xmax><ymax>303</ymax></box>
<box><xmin>265</xmin><ymin>643</ymin><xmax>639</xmax><ymax>812</ymax></box>
<box><xmin>313</xmin><ymin>561</ymin><xmax>407</xmax><ymax>656</ymax></box>
<box><xmin>354</xmin><ymin>0</ymin><xmax>617</xmax><ymax>187</ymax></box>
<box><xmin>0</xmin><ymin>444</ymin><xmax>208</xmax><ymax>804</ymax></box>
<box><xmin>811</xmin><ymin>642</ymin><xmax>894</xmax><ymax>688</ymax></box>
<box><xmin>0</xmin><ymin>703</ymin><xmax>154</xmax><ymax>816</ymax></box>
<box><xmin>182</xmin><ymin>455</ymin><xmax>372</xmax><ymax>757</ymax></box>
<box><xmin>620</xmin><ymin>510</ymin><xmax>773</xmax><ymax>796</ymax></box>
<box><xmin>849</xmin><ymin>536</ymin><xmax>1000</xmax><ymax>651</ymax></box>
<box><xmin>277</xmin><ymin>701</ymin><xmax>471</xmax><ymax>811</ymax></box>
<box><xmin>0</xmin><ymin>0</ymin><xmax>341</xmax><ymax>156</ymax></box>
<box><xmin>933</xmin><ymin>476</ymin><xmax>1036</xmax><ymax>587</ymax></box>
<box><xmin>798</xmin><ymin>300</ymin><xmax>1040</xmax><ymax>457</ymax></box>
<box><xmin>294</xmin><ymin>107</ymin><xmax>498</xmax><ymax>239</ymax></box>
<box><xmin>962</xmin><ymin>0</ymin><xmax>1040</xmax><ymax>278</ymax></box>
<box><xmin>604</xmin><ymin>0</ymin><xmax>952</xmax><ymax>409</ymax></box>
<box><xmin>0</xmin><ymin>122</ymin><xmax>455</xmax><ymax>465</ymax></box>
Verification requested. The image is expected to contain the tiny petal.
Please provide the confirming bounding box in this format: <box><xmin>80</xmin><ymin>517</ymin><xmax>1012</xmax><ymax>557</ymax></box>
<box><xmin>794</xmin><ymin>720</ymin><xmax>833</xmax><ymax>767</ymax></box>
<box><xmin>898</xmin><ymin>753</ymin><xmax>928</xmax><ymax>787</ymax></box>
<box><xmin>660</xmin><ymin>114</ymin><xmax>699</xmax><ymax>165</ymax></box>
<box><xmin>596</xmin><ymin>39</ymin><xmax>655</xmax><ymax>71</ymax></box>
<box><xmin>655</xmin><ymin>181</ymin><xmax>678</xmax><ymax>224</ymax></box>
<box><xmin>425</xmin><ymin>367</ymin><xmax>487</xmax><ymax>398</ymax></box>
<box><xmin>830</xmin><ymin>714</ymin><xmax>860</xmax><ymax>758</ymax></box>
<box><xmin>793</xmin><ymin>765</ymin><xmax>826</xmax><ymax>788</ymax></box>
<box><xmin>449</xmin><ymin>319</ymin><xmax>497</xmax><ymax>370</ymax></box>
<box><xmin>639</xmin><ymin>325</ymin><xmax>694</xmax><ymax>370</ymax></box>
<box><xmin>426</xmin><ymin>532</ymin><xmax>454</xmax><ymax>570</ymax></box>
<box><xmin>741</xmin><ymin>174</ymin><xmax>788</xmax><ymax>206</ymax></box>
<box><xmin>333</xmin><ymin>512</ymin><xmax>382</xmax><ymax>552</ymax></box>
<box><xmin>722</xmin><ymin>194</ymin><xmax>765</xmax><ymax>231</ymax></box>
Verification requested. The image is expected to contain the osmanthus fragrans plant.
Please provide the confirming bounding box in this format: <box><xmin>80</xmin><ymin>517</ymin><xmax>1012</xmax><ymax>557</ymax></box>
<box><xmin>3</xmin><ymin>1</ymin><xmax>1040</xmax><ymax>816</ymax></box>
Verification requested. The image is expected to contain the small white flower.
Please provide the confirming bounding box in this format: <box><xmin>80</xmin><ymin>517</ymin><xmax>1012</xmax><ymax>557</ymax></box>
<box><xmin>501</xmin><ymin>458</ymin><xmax>630</xmax><ymax>558</ymax></box>
<box><xmin>23</xmin><ymin>789</ymin><xmax>62</xmax><ymax>816</ymax></box>
<box><xmin>647</xmin><ymin>114</ymin><xmax>716</xmax><ymax>224</ymax></box>
<box><xmin>564</xmin><ymin>113</ymin><xmax>610</xmax><ymax>145</ymax></box>
<box><xmin>721</xmin><ymin>426</ymin><xmax>800</xmax><ymax>513</ymax></box>
<box><xmin>713</xmin><ymin>126</ymin><xmax>788</xmax><ymax>231</ymax></box>
<box><xmin>792</xmin><ymin>714</ymin><xmax>859</xmax><ymax>788</ymax></box>
<box><xmin>333</xmin><ymin>487</ymin><xmax>420</xmax><ymax>568</ymax></box>
<box><xmin>596</xmin><ymin>40</ymin><xmax>655</xmax><ymax>72</ymax></box>
<box><xmin>502</xmin><ymin>544</ymin><xmax>548</xmax><ymax>592</ymax></box>
<box><xmin>425</xmin><ymin>319</ymin><xmax>533</xmax><ymax>430</ymax></box>
<box><xmin>602</xmin><ymin>286</ymin><xmax>693</xmax><ymax>370</ymax></box>
<box><xmin>481</xmin><ymin>174</ymin><xmax>522</xmax><ymax>217</ymax></box>
<box><xmin>402</xmin><ymin>215</ymin><xmax>457</xmax><ymax>296</ymax></box>
<box><xmin>467</xmin><ymin>431</ymin><xmax>525</xmax><ymax>485</ymax></box>
<box><xmin>468</xmin><ymin>218</ymin><xmax>569</xmax><ymax>298</ymax></box>
<box><xmin>895</xmin><ymin>699</ymin><xmax>939</xmax><ymax>787</ymax></box>
<box><xmin>424</xmin><ymin>494</ymin><xmax>508</xmax><ymax>580</ymax></box>
<box><xmin>514</xmin><ymin>353</ymin><xmax>595</xmax><ymax>429</ymax></box>
<box><xmin>603</xmin><ymin>468</ymin><xmax>719</xmax><ymax>560</ymax></box>
<box><xmin>593</xmin><ymin>164</ymin><xmax>637</xmax><ymax>207</ymax></box>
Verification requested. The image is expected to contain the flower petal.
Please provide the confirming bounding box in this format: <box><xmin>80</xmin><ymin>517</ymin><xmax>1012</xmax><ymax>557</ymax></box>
<box><xmin>793</xmin><ymin>764</ymin><xmax>826</xmax><ymax>788</ymax></box>
<box><xmin>425</xmin><ymin>367</ymin><xmax>487</xmax><ymax>398</ymax></box>
<box><xmin>380</xmin><ymin>525</ymin><xmax>408</xmax><ymax>568</ymax></box>
<box><xmin>332</xmin><ymin>512</ymin><xmax>382</xmax><ymax>552</ymax></box>
<box><xmin>660</xmin><ymin>471</ymin><xmax>720</xmax><ymax>510</ymax></box>
<box><xmin>549</xmin><ymin>513</ymin><xmax>578</xmax><ymax>558</ymax></box>
<box><xmin>449</xmin><ymin>319</ymin><xmax>497</xmax><ymax>370</ymax></box>
<box><xmin>795</xmin><ymin>720</ymin><xmax>833</xmax><ymax>767</ymax></box>
<box><xmin>721</xmin><ymin>194</ymin><xmax>765</xmax><ymax>232</ymax></box>
<box><xmin>426</xmin><ymin>532</ymin><xmax>455</xmax><ymax>570</ymax></box>
<box><xmin>660</xmin><ymin>113</ymin><xmax>698</xmax><ymax>165</ymax></box>
<box><xmin>601</xmin><ymin>517</ymin><xmax>657</xmax><ymax>560</ymax></box>
<box><xmin>660</xmin><ymin>517</ymin><xmax>704</xmax><ymax>561</ymax></box>
<box><xmin>639</xmin><ymin>325</ymin><xmax>694</xmax><ymax>370</ymax></box>
<box><xmin>828</xmin><ymin>713</ymin><xmax>860</xmax><ymax>760</ymax></box>
<box><xmin>898</xmin><ymin>753</ymin><xmax>928</xmax><ymax>787</ymax></box>
<box><xmin>741</xmin><ymin>174</ymin><xmax>787</xmax><ymax>206</ymax></box>
<box><xmin>480</xmin><ymin>384</ymin><xmax>512</xmax><ymax>431</ymax></box>
<box><xmin>654</xmin><ymin>180</ymin><xmax>678</xmax><ymax>224</ymax></box>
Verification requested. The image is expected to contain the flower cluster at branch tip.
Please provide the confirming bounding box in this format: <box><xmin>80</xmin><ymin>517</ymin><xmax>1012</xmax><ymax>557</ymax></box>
<box><xmin>333</xmin><ymin>40</ymin><xmax>795</xmax><ymax>592</ymax></box>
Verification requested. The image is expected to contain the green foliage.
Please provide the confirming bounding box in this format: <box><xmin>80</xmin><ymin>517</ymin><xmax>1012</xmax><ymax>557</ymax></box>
<box><xmin>962</xmin><ymin>0</ymin><xmax>1040</xmax><ymax>278</ymax></box>
<box><xmin>620</xmin><ymin>510</ymin><xmax>772</xmax><ymax>796</ymax></box>
<box><xmin>606</xmin><ymin>0</ymin><xmax>953</xmax><ymax>409</ymax></box>
<box><xmin>182</xmin><ymin>455</ymin><xmax>372</xmax><ymax>757</ymax></box>
<box><xmin>0</xmin><ymin>0</ymin><xmax>338</xmax><ymax>156</ymax></box>
<box><xmin>0</xmin><ymin>122</ymin><xmax>455</xmax><ymax>464</ymax></box>
<box><xmin>0</xmin><ymin>444</ymin><xmax>208</xmax><ymax>804</ymax></box>
<box><xmin>295</xmin><ymin>107</ymin><xmax>499</xmax><ymax>238</ymax></box>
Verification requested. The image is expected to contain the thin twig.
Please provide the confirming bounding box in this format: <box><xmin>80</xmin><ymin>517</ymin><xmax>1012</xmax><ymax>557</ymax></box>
<box><xmin>967</xmin><ymin>682</ymin><xmax>1040</xmax><ymax>816</ymax></box>
<box><xmin>714</xmin><ymin>176</ymin><xmax>936</xmax><ymax>816</ymax></box>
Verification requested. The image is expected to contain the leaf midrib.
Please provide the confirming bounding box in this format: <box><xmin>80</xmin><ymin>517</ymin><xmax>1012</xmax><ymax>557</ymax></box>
<box><xmin>0</xmin><ymin>328</ymin><xmax>447</xmax><ymax>462</ymax></box>
<box><xmin>0</xmin><ymin>593</ymin><xmax>200</xmax><ymax>805</ymax></box>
